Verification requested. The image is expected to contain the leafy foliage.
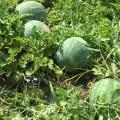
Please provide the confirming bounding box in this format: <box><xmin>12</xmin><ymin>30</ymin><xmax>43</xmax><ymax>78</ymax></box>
<box><xmin>0</xmin><ymin>2</ymin><xmax>60</xmax><ymax>85</ymax></box>
<box><xmin>0</xmin><ymin>0</ymin><xmax>120</xmax><ymax>119</ymax></box>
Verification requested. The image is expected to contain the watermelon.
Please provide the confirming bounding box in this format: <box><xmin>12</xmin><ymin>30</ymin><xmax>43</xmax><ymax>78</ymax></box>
<box><xmin>16</xmin><ymin>1</ymin><xmax>47</xmax><ymax>22</ymax></box>
<box><xmin>89</xmin><ymin>78</ymin><xmax>120</xmax><ymax>106</ymax></box>
<box><xmin>24</xmin><ymin>20</ymin><xmax>50</xmax><ymax>38</ymax></box>
<box><xmin>56</xmin><ymin>37</ymin><xmax>92</xmax><ymax>72</ymax></box>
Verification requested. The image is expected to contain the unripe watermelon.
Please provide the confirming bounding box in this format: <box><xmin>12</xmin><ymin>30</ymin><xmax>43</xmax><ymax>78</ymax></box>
<box><xmin>56</xmin><ymin>37</ymin><xmax>92</xmax><ymax>72</ymax></box>
<box><xmin>16</xmin><ymin>1</ymin><xmax>47</xmax><ymax>22</ymax></box>
<box><xmin>24</xmin><ymin>20</ymin><xmax>50</xmax><ymax>38</ymax></box>
<box><xmin>89</xmin><ymin>78</ymin><xmax>120</xmax><ymax>106</ymax></box>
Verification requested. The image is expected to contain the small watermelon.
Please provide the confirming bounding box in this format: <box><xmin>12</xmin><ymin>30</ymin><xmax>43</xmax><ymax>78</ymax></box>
<box><xmin>89</xmin><ymin>78</ymin><xmax>120</xmax><ymax>106</ymax></box>
<box><xmin>16</xmin><ymin>1</ymin><xmax>47</xmax><ymax>22</ymax></box>
<box><xmin>56</xmin><ymin>37</ymin><xmax>92</xmax><ymax>72</ymax></box>
<box><xmin>24</xmin><ymin>20</ymin><xmax>50</xmax><ymax>38</ymax></box>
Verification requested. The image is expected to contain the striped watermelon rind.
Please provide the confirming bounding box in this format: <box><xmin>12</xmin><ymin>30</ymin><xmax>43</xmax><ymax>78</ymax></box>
<box><xmin>24</xmin><ymin>20</ymin><xmax>50</xmax><ymax>38</ymax></box>
<box><xmin>56</xmin><ymin>37</ymin><xmax>92</xmax><ymax>73</ymax></box>
<box><xmin>16</xmin><ymin>1</ymin><xmax>47</xmax><ymax>22</ymax></box>
<box><xmin>89</xmin><ymin>78</ymin><xmax>120</xmax><ymax>106</ymax></box>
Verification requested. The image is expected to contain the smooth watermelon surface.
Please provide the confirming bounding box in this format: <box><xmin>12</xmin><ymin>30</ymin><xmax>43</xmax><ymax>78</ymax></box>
<box><xmin>24</xmin><ymin>20</ymin><xmax>50</xmax><ymax>38</ymax></box>
<box><xmin>16</xmin><ymin>1</ymin><xmax>47</xmax><ymax>22</ymax></box>
<box><xmin>89</xmin><ymin>78</ymin><xmax>120</xmax><ymax>105</ymax></box>
<box><xmin>56</xmin><ymin>37</ymin><xmax>92</xmax><ymax>72</ymax></box>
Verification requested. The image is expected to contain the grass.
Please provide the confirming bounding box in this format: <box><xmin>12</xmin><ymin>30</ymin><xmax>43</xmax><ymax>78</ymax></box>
<box><xmin>0</xmin><ymin>0</ymin><xmax>120</xmax><ymax>120</ymax></box>
<box><xmin>0</xmin><ymin>86</ymin><xmax>120</xmax><ymax>120</ymax></box>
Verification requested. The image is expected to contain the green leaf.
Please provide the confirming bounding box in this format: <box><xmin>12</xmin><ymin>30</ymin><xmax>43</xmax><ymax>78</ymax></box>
<box><xmin>49</xmin><ymin>81</ymin><xmax>60</xmax><ymax>106</ymax></box>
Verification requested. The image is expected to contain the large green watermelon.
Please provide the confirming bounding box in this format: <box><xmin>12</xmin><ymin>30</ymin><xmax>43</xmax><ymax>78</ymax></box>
<box><xmin>89</xmin><ymin>78</ymin><xmax>120</xmax><ymax>106</ymax></box>
<box><xmin>16</xmin><ymin>1</ymin><xmax>47</xmax><ymax>22</ymax></box>
<box><xmin>24</xmin><ymin>20</ymin><xmax>50</xmax><ymax>38</ymax></box>
<box><xmin>56</xmin><ymin>37</ymin><xmax>92</xmax><ymax>72</ymax></box>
